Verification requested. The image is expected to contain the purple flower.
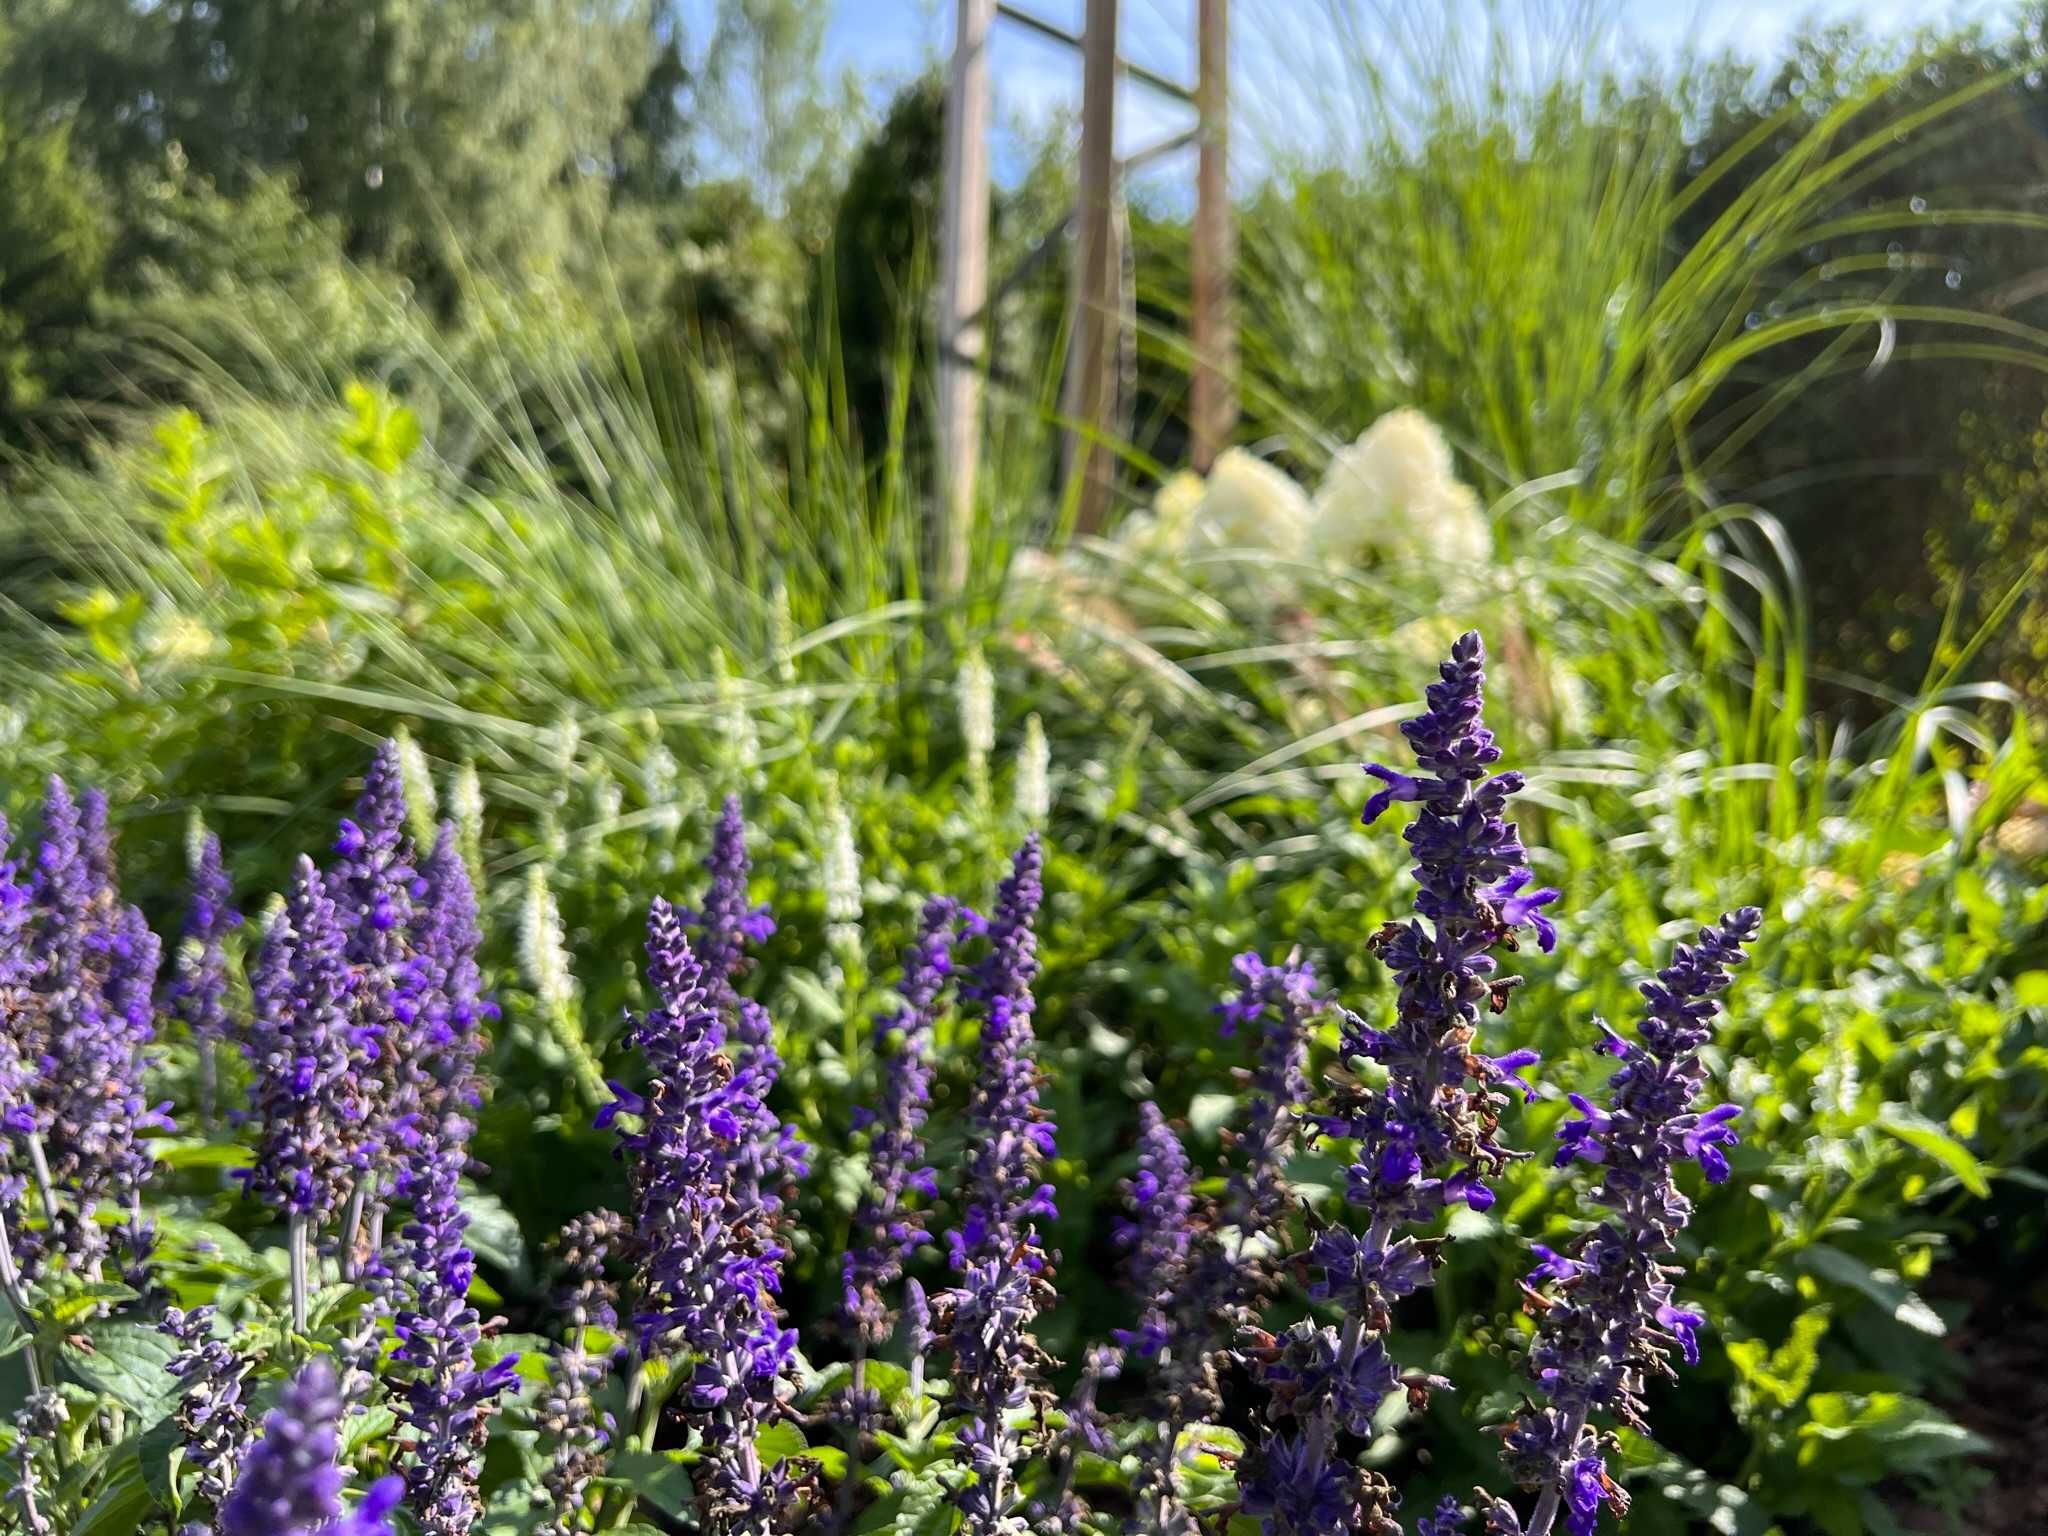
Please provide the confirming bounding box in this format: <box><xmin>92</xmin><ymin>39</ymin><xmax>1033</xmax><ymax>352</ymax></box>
<box><xmin>218</xmin><ymin>1358</ymin><xmax>403</xmax><ymax>1536</ymax></box>
<box><xmin>159</xmin><ymin>1305</ymin><xmax>255</xmax><ymax>1514</ymax></box>
<box><xmin>686</xmin><ymin>794</ymin><xmax>776</xmax><ymax>1010</ymax></box>
<box><xmin>1239</xmin><ymin>1431</ymin><xmax>1359</xmax><ymax>1534</ymax></box>
<box><xmin>1496</xmin><ymin>908</ymin><xmax>1760</xmax><ymax>1536</ymax></box>
<box><xmin>21</xmin><ymin>778</ymin><xmax>167</xmax><ymax>1279</ymax></box>
<box><xmin>168</xmin><ymin>831</ymin><xmax>242</xmax><ymax>1109</ymax></box>
<box><xmin>844</xmin><ymin>896</ymin><xmax>965</xmax><ymax>1342</ymax></box>
<box><xmin>1115</xmin><ymin>1103</ymin><xmax>1194</xmax><ymax>1357</ymax></box>
<box><xmin>1246</xmin><ymin>633</ymin><xmax>1552</xmax><ymax>1536</ymax></box>
<box><xmin>935</xmin><ymin>838</ymin><xmax>1057</xmax><ymax>1533</ymax></box>
<box><xmin>331</xmin><ymin>742</ymin><xmax>420</xmax><ymax>1210</ymax></box>
<box><xmin>1563</xmin><ymin>1458</ymin><xmax>1611</xmax><ymax>1536</ymax></box>
<box><xmin>388</xmin><ymin>827</ymin><xmax>514</xmax><ymax>1536</ymax></box>
<box><xmin>684</xmin><ymin>798</ymin><xmax>805</xmax><ymax>1219</ymax></box>
<box><xmin>948</xmin><ymin>836</ymin><xmax>1055</xmax><ymax>1271</ymax></box>
<box><xmin>539</xmin><ymin>1211</ymin><xmax>627</xmax><ymax>1535</ymax></box>
<box><xmin>0</xmin><ymin>815</ymin><xmax>36</xmax><ymax>1145</ymax></box>
<box><xmin>239</xmin><ymin>857</ymin><xmax>365</xmax><ymax>1223</ymax></box>
<box><xmin>1417</xmin><ymin>1496</ymin><xmax>1468</xmax><ymax>1536</ymax></box>
<box><xmin>605</xmin><ymin>899</ymin><xmax>799</xmax><ymax>1531</ymax></box>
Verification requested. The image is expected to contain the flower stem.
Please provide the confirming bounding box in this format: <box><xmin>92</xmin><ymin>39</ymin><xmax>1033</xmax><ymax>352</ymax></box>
<box><xmin>287</xmin><ymin>1211</ymin><xmax>310</xmax><ymax>1335</ymax></box>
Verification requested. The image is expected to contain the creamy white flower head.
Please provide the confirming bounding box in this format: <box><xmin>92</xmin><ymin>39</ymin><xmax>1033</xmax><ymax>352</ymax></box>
<box><xmin>642</xmin><ymin>743</ymin><xmax>682</xmax><ymax>834</ymax></box>
<box><xmin>770</xmin><ymin>580</ymin><xmax>798</xmax><ymax>684</ymax></box>
<box><xmin>520</xmin><ymin>864</ymin><xmax>577</xmax><ymax>1016</ymax></box>
<box><xmin>449</xmin><ymin>763</ymin><xmax>484</xmax><ymax>867</ymax></box>
<box><xmin>185</xmin><ymin>808</ymin><xmax>208</xmax><ymax>875</ymax></box>
<box><xmin>821</xmin><ymin>778</ymin><xmax>862</xmax><ymax>928</ymax></box>
<box><xmin>393</xmin><ymin>727</ymin><xmax>438</xmax><ymax>847</ymax></box>
<box><xmin>1115</xmin><ymin>469</ymin><xmax>1207</xmax><ymax>557</ymax></box>
<box><xmin>712</xmin><ymin>652</ymin><xmax>760</xmax><ymax>771</ymax></box>
<box><xmin>1310</xmin><ymin>408</ymin><xmax>1491</xmax><ymax>569</ymax></box>
<box><xmin>957</xmin><ymin>645</ymin><xmax>996</xmax><ymax>768</ymax></box>
<box><xmin>1015</xmin><ymin>713</ymin><xmax>1051</xmax><ymax>826</ymax></box>
<box><xmin>1186</xmin><ymin>448</ymin><xmax>1311</xmax><ymax>557</ymax></box>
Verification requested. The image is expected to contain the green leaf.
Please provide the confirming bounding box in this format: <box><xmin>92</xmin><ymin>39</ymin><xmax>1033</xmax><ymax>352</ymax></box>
<box><xmin>48</xmin><ymin>1283</ymin><xmax>141</xmax><ymax>1328</ymax></box>
<box><xmin>460</xmin><ymin>1187</ymin><xmax>530</xmax><ymax>1283</ymax></box>
<box><xmin>1726</xmin><ymin>1308</ymin><xmax>1829</xmax><ymax>1415</ymax></box>
<box><xmin>139</xmin><ymin>1413</ymin><xmax>186</xmax><ymax>1517</ymax></box>
<box><xmin>72</xmin><ymin>1440</ymin><xmax>151</xmax><ymax>1536</ymax></box>
<box><xmin>607</xmin><ymin>1449</ymin><xmax>694</xmax><ymax>1520</ymax></box>
<box><xmin>64</xmin><ymin>1321</ymin><xmax>182</xmax><ymax>1420</ymax></box>
<box><xmin>1795</xmin><ymin>1245</ymin><xmax>1944</xmax><ymax>1336</ymax></box>
<box><xmin>1877</xmin><ymin>1108</ymin><xmax>1990</xmax><ymax>1197</ymax></box>
<box><xmin>342</xmin><ymin>1404</ymin><xmax>396</xmax><ymax>1459</ymax></box>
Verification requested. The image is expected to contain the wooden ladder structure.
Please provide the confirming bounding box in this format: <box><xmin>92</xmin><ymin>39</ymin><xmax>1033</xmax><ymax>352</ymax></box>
<box><xmin>936</xmin><ymin>0</ymin><xmax>1235</xmax><ymax>591</ymax></box>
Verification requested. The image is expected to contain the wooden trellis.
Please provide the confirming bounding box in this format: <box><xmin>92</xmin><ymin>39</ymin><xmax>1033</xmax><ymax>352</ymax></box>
<box><xmin>936</xmin><ymin>0</ymin><xmax>1234</xmax><ymax>591</ymax></box>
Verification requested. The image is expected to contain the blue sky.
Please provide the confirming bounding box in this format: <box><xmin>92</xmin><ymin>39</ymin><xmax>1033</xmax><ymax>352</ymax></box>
<box><xmin>815</xmin><ymin>0</ymin><xmax>2019</xmax><ymax>186</ymax></box>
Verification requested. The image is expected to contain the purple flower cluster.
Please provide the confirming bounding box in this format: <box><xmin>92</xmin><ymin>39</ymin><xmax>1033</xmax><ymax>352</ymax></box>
<box><xmin>240</xmin><ymin>857</ymin><xmax>364</xmax><ymax>1225</ymax></box>
<box><xmin>13</xmin><ymin>778</ymin><xmax>170</xmax><ymax>1280</ymax></box>
<box><xmin>949</xmin><ymin>835</ymin><xmax>1055</xmax><ymax>1271</ymax></box>
<box><xmin>169</xmin><ymin>831</ymin><xmax>242</xmax><ymax>1116</ymax></box>
<box><xmin>936</xmin><ymin>836</ymin><xmax>1057</xmax><ymax>1535</ymax></box>
<box><xmin>686</xmin><ymin>797</ymin><xmax>807</xmax><ymax>1219</ymax></box>
<box><xmin>388</xmin><ymin>828</ymin><xmax>519</xmax><ymax>1536</ymax></box>
<box><xmin>1486</xmin><ymin>908</ymin><xmax>1762</xmax><ymax>1536</ymax></box>
<box><xmin>218</xmin><ymin>1358</ymin><xmax>403</xmax><ymax>1536</ymax></box>
<box><xmin>604</xmin><ymin>897</ymin><xmax>801</xmax><ymax>1533</ymax></box>
<box><xmin>1116</xmin><ymin>1102</ymin><xmax>1195</xmax><ymax>1358</ymax></box>
<box><xmin>160</xmin><ymin>1304</ymin><xmax>256</xmax><ymax>1515</ymax></box>
<box><xmin>331</xmin><ymin>743</ymin><xmax>421</xmax><ymax>1250</ymax></box>
<box><xmin>1242</xmin><ymin>632</ymin><xmax>1554</xmax><ymax>1536</ymax></box>
<box><xmin>843</xmin><ymin>895</ymin><xmax>967</xmax><ymax>1343</ymax></box>
<box><xmin>539</xmin><ymin>1211</ymin><xmax>627</xmax><ymax>1535</ymax></box>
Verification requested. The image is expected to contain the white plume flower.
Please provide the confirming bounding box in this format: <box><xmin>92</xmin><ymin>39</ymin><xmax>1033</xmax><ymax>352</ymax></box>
<box><xmin>643</xmin><ymin>743</ymin><xmax>682</xmax><ymax>834</ymax></box>
<box><xmin>520</xmin><ymin>865</ymin><xmax>577</xmax><ymax>1017</ymax></box>
<box><xmin>449</xmin><ymin>763</ymin><xmax>485</xmax><ymax>872</ymax></box>
<box><xmin>1309</xmin><ymin>408</ymin><xmax>1491</xmax><ymax>569</ymax></box>
<box><xmin>393</xmin><ymin>726</ymin><xmax>439</xmax><ymax>847</ymax></box>
<box><xmin>1016</xmin><ymin>713</ymin><xmax>1051</xmax><ymax>826</ymax></box>
<box><xmin>821</xmin><ymin>785</ymin><xmax>862</xmax><ymax>947</ymax></box>
<box><xmin>713</xmin><ymin>652</ymin><xmax>760</xmax><ymax>771</ymax></box>
<box><xmin>957</xmin><ymin>645</ymin><xmax>996</xmax><ymax>772</ymax></box>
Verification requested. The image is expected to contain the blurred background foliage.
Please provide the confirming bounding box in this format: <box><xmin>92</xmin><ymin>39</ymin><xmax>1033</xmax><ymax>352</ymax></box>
<box><xmin>0</xmin><ymin>2</ymin><xmax>2046</xmax><ymax>1534</ymax></box>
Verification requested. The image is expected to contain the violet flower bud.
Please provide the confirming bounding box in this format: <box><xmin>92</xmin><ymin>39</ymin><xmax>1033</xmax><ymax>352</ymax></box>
<box><xmin>218</xmin><ymin>1358</ymin><xmax>403</xmax><ymax>1536</ymax></box>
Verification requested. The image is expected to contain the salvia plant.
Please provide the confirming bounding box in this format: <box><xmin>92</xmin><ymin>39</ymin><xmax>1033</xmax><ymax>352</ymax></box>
<box><xmin>0</xmin><ymin>632</ymin><xmax>1769</xmax><ymax>1536</ymax></box>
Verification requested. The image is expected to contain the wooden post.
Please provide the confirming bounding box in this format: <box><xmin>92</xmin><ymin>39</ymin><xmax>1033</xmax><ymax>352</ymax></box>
<box><xmin>938</xmin><ymin>0</ymin><xmax>995</xmax><ymax>595</ymax></box>
<box><xmin>1065</xmin><ymin>0</ymin><xmax>1120</xmax><ymax>534</ymax></box>
<box><xmin>1190</xmin><ymin>0</ymin><xmax>1234</xmax><ymax>471</ymax></box>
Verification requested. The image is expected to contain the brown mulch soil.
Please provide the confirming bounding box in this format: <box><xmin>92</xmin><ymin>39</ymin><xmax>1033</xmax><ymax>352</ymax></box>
<box><xmin>1893</xmin><ymin>1267</ymin><xmax>2048</xmax><ymax>1535</ymax></box>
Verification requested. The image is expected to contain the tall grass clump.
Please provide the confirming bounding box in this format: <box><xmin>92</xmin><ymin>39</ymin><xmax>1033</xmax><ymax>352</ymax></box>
<box><xmin>1208</xmin><ymin>0</ymin><xmax>2048</xmax><ymax>548</ymax></box>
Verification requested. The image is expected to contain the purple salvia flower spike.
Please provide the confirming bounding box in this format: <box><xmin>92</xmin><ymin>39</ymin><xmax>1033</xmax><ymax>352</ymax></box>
<box><xmin>239</xmin><ymin>857</ymin><xmax>362</xmax><ymax>1227</ymax></box>
<box><xmin>218</xmin><ymin>1357</ymin><xmax>403</xmax><ymax>1536</ymax></box>
<box><xmin>608</xmin><ymin>898</ymin><xmax>801</xmax><ymax>1534</ymax></box>
<box><xmin>388</xmin><ymin>825</ymin><xmax>515</xmax><ymax>1536</ymax></box>
<box><xmin>948</xmin><ymin>834</ymin><xmax>1053</xmax><ymax>1272</ymax></box>
<box><xmin>844</xmin><ymin>895</ymin><xmax>963</xmax><ymax>1343</ymax></box>
<box><xmin>1116</xmin><ymin>1102</ymin><xmax>1194</xmax><ymax>1358</ymax></box>
<box><xmin>687</xmin><ymin>794</ymin><xmax>776</xmax><ymax>1010</ymax></box>
<box><xmin>169</xmin><ymin>830</ymin><xmax>242</xmax><ymax>1119</ymax></box>
<box><xmin>159</xmin><ymin>1304</ymin><xmax>256</xmax><ymax>1516</ymax></box>
<box><xmin>331</xmin><ymin>740</ymin><xmax>419</xmax><ymax>1248</ymax></box>
<box><xmin>936</xmin><ymin>836</ymin><xmax>1056</xmax><ymax>1535</ymax></box>
<box><xmin>539</xmin><ymin>1210</ymin><xmax>628</xmax><ymax>1535</ymax></box>
<box><xmin>1495</xmin><ymin>907</ymin><xmax>1762</xmax><ymax>1536</ymax></box>
<box><xmin>1243</xmin><ymin>632</ymin><xmax>1552</xmax><ymax>1535</ymax></box>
